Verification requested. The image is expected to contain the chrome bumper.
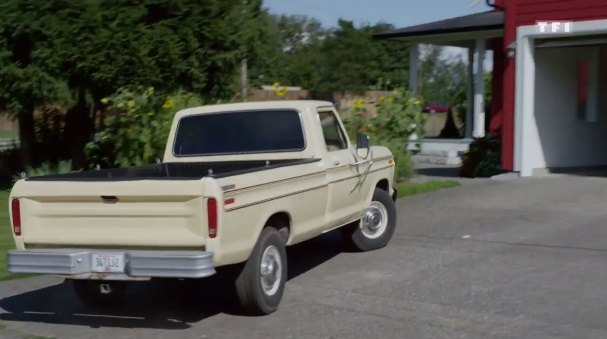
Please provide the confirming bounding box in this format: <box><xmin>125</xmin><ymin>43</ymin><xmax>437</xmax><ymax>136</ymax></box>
<box><xmin>7</xmin><ymin>249</ymin><xmax>215</xmax><ymax>280</ymax></box>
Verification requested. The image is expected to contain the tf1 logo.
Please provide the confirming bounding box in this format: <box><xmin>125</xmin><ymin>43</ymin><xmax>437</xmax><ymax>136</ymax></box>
<box><xmin>537</xmin><ymin>21</ymin><xmax>573</xmax><ymax>33</ymax></box>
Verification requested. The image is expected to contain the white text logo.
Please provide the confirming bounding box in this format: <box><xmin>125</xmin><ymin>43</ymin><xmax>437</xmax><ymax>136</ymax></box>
<box><xmin>537</xmin><ymin>21</ymin><xmax>573</xmax><ymax>33</ymax></box>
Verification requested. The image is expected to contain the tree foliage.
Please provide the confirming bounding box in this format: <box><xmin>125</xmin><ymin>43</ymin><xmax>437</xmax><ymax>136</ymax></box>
<box><xmin>250</xmin><ymin>16</ymin><xmax>410</xmax><ymax>94</ymax></box>
<box><xmin>0</xmin><ymin>1</ymin><xmax>470</xmax><ymax>177</ymax></box>
<box><xmin>85</xmin><ymin>87</ymin><xmax>204</xmax><ymax>168</ymax></box>
<box><xmin>0</xmin><ymin>0</ymin><xmax>260</xmax><ymax>167</ymax></box>
<box><xmin>343</xmin><ymin>91</ymin><xmax>425</xmax><ymax>181</ymax></box>
<box><xmin>418</xmin><ymin>45</ymin><xmax>468</xmax><ymax>105</ymax></box>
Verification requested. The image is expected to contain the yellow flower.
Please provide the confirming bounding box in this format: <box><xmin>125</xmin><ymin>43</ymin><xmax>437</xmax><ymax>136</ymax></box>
<box><xmin>276</xmin><ymin>88</ymin><xmax>287</xmax><ymax>97</ymax></box>
<box><xmin>163</xmin><ymin>98</ymin><xmax>174</xmax><ymax>109</ymax></box>
<box><xmin>100</xmin><ymin>97</ymin><xmax>110</xmax><ymax>105</ymax></box>
<box><xmin>353</xmin><ymin>99</ymin><xmax>365</xmax><ymax>109</ymax></box>
<box><xmin>272</xmin><ymin>82</ymin><xmax>281</xmax><ymax>88</ymax></box>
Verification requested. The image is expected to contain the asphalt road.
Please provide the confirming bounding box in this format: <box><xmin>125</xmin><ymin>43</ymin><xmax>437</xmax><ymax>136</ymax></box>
<box><xmin>1</xmin><ymin>175</ymin><xmax>607</xmax><ymax>338</ymax></box>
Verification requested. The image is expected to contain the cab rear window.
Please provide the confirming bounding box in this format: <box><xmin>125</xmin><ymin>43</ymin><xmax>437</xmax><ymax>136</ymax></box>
<box><xmin>173</xmin><ymin>109</ymin><xmax>305</xmax><ymax>156</ymax></box>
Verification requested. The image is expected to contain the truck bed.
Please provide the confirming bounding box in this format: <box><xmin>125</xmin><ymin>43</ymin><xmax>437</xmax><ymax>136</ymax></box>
<box><xmin>26</xmin><ymin>158</ymin><xmax>319</xmax><ymax>181</ymax></box>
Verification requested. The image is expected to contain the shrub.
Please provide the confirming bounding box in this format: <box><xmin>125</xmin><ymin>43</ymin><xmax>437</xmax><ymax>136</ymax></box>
<box><xmin>85</xmin><ymin>87</ymin><xmax>203</xmax><ymax>168</ymax></box>
<box><xmin>343</xmin><ymin>90</ymin><xmax>425</xmax><ymax>182</ymax></box>
<box><xmin>459</xmin><ymin>134</ymin><xmax>503</xmax><ymax>178</ymax></box>
<box><xmin>0</xmin><ymin>145</ymin><xmax>21</xmax><ymax>187</ymax></box>
<box><xmin>12</xmin><ymin>160</ymin><xmax>73</xmax><ymax>181</ymax></box>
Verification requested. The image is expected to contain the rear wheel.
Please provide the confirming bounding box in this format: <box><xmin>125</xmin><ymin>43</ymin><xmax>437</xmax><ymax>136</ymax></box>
<box><xmin>342</xmin><ymin>188</ymin><xmax>397</xmax><ymax>251</ymax></box>
<box><xmin>235</xmin><ymin>227</ymin><xmax>287</xmax><ymax>315</ymax></box>
<box><xmin>72</xmin><ymin>280</ymin><xmax>126</xmax><ymax>307</ymax></box>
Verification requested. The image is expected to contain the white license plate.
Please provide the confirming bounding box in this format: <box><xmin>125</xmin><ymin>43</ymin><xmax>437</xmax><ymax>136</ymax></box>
<box><xmin>91</xmin><ymin>253</ymin><xmax>125</xmax><ymax>273</ymax></box>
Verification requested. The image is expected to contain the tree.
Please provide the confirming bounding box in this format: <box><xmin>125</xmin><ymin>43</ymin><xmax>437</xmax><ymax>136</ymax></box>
<box><xmin>0</xmin><ymin>0</ymin><xmax>259</xmax><ymax>168</ymax></box>
<box><xmin>0</xmin><ymin>1</ymin><xmax>72</xmax><ymax>167</ymax></box>
<box><xmin>418</xmin><ymin>45</ymin><xmax>468</xmax><ymax>105</ymax></box>
<box><xmin>248</xmin><ymin>17</ymin><xmax>410</xmax><ymax>94</ymax></box>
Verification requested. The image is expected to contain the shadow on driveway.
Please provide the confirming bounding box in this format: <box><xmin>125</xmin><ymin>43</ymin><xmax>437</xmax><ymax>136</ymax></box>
<box><xmin>0</xmin><ymin>230</ymin><xmax>345</xmax><ymax>330</ymax></box>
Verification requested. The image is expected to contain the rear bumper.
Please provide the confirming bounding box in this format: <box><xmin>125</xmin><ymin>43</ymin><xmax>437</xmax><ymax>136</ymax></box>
<box><xmin>7</xmin><ymin>249</ymin><xmax>215</xmax><ymax>280</ymax></box>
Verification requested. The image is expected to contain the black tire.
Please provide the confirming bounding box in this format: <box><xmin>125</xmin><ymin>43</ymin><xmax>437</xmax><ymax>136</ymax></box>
<box><xmin>72</xmin><ymin>280</ymin><xmax>126</xmax><ymax>308</ymax></box>
<box><xmin>234</xmin><ymin>227</ymin><xmax>287</xmax><ymax>315</ymax></box>
<box><xmin>341</xmin><ymin>188</ymin><xmax>397</xmax><ymax>252</ymax></box>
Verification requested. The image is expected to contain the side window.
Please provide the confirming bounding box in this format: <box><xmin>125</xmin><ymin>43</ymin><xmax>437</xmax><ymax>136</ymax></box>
<box><xmin>318</xmin><ymin>110</ymin><xmax>348</xmax><ymax>151</ymax></box>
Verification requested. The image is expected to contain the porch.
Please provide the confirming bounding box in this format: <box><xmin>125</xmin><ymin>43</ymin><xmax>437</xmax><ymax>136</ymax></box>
<box><xmin>376</xmin><ymin>10</ymin><xmax>504</xmax><ymax>165</ymax></box>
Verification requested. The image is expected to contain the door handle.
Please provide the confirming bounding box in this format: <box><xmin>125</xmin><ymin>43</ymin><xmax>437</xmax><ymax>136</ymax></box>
<box><xmin>333</xmin><ymin>160</ymin><xmax>341</xmax><ymax>166</ymax></box>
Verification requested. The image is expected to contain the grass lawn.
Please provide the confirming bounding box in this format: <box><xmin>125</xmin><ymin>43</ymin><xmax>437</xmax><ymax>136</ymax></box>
<box><xmin>397</xmin><ymin>180</ymin><xmax>460</xmax><ymax>198</ymax></box>
<box><xmin>0</xmin><ymin>189</ymin><xmax>13</xmax><ymax>280</ymax></box>
<box><xmin>0</xmin><ymin>130</ymin><xmax>17</xmax><ymax>139</ymax></box>
<box><xmin>0</xmin><ymin>189</ymin><xmax>28</xmax><ymax>281</ymax></box>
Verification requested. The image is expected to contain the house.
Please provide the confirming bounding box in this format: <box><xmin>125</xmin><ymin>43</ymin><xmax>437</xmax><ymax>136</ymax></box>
<box><xmin>377</xmin><ymin>0</ymin><xmax>607</xmax><ymax>176</ymax></box>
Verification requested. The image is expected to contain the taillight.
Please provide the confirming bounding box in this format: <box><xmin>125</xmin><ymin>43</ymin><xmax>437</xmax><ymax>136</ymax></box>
<box><xmin>11</xmin><ymin>198</ymin><xmax>21</xmax><ymax>236</ymax></box>
<box><xmin>207</xmin><ymin>198</ymin><xmax>218</xmax><ymax>238</ymax></box>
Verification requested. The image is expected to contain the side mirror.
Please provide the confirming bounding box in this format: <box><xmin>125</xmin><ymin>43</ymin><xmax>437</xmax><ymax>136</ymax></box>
<box><xmin>356</xmin><ymin>133</ymin><xmax>370</xmax><ymax>158</ymax></box>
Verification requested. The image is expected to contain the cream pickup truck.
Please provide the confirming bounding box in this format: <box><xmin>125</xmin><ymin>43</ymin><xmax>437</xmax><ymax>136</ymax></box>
<box><xmin>7</xmin><ymin>100</ymin><xmax>397</xmax><ymax>315</ymax></box>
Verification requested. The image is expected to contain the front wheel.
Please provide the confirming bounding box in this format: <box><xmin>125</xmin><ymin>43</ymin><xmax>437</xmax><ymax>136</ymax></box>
<box><xmin>342</xmin><ymin>188</ymin><xmax>397</xmax><ymax>251</ymax></box>
<box><xmin>234</xmin><ymin>227</ymin><xmax>287</xmax><ymax>315</ymax></box>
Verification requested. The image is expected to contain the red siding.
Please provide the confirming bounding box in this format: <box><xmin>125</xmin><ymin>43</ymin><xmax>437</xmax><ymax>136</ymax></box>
<box><xmin>501</xmin><ymin>3</ymin><xmax>517</xmax><ymax>171</ymax></box>
<box><xmin>516</xmin><ymin>0</ymin><xmax>607</xmax><ymax>25</ymax></box>
<box><xmin>489</xmin><ymin>37</ymin><xmax>504</xmax><ymax>134</ymax></box>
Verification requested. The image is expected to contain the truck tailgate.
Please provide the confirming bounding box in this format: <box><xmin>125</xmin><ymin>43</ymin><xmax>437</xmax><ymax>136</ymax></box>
<box><xmin>12</xmin><ymin>180</ymin><xmax>207</xmax><ymax>248</ymax></box>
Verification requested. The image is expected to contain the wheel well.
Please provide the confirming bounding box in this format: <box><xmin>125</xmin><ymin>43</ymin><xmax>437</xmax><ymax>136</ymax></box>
<box><xmin>265</xmin><ymin>212</ymin><xmax>291</xmax><ymax>243</ymax></box>
<box><xmin>376</xmin><ymin>179</ymin><xmax>389</xmax><ymax>191</ymax></box>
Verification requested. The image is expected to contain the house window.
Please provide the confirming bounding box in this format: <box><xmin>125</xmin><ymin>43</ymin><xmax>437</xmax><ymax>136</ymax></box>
<box><xmin>577</xmin><ymin>47</ymin><xmax>599</xmax><ymax>123</ymax></box>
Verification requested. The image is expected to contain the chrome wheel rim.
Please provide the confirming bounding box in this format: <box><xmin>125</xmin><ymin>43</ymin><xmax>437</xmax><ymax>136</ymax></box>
<box><xmin>260</xmin><ymin>245</ymin><xmax>282</xmax><ymax>296</ymax></box>
<box><xmin>360</xmin><ymin>201</ymin><xmax>388</xmax><ymax>239</ymax></box>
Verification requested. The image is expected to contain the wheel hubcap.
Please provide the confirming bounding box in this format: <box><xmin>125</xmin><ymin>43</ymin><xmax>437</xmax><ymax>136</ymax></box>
<box><xmin>360</xmin><ymin>201</ymin><xmax>388</xmax><ymax>239</ymax></box>
<box><xmin>260</xmin><ymin>245</ymin><xmax>282</xmax><ymax>296</ymax></box>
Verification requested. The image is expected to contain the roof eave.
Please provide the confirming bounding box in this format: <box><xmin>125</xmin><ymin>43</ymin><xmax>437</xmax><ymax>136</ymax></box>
<box><xmin>375</xmin><ymin>24</ymin><xmax>504</xmax><ymax>40</ymax></box>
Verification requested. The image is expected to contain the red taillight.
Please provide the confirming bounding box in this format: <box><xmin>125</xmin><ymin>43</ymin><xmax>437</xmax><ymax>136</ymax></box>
<box><xmin>11</xmin><ymin>198</ymin><xmax>21</xmax><ymax>236</ymax></box>
<box><xmin>207</xmin><ymin>198</ymin><xmax>218</xmax><ymax>238</ymax></box>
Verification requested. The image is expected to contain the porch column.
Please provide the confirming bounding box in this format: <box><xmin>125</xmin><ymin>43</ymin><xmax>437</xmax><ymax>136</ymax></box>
<box><xmin>465</xmin><ymin>47</ymin><xmax>474</xmax><ymax>138</ymax></box>
<box><xmin>473</xmin><ymin>38</ymin><xmax>486</xmax><ymax>138</ymax></box>
<box><xmin>409</xmin><ymin>43</ymin><xmax>419</xmax><ymax>93</ymax></box>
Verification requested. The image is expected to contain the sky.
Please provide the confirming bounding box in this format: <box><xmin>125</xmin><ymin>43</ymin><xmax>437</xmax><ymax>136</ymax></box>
<box><xmin>262</xmin><ymin>0</ymin><xmax>490</xmax><ymax>29</ymax></box>
<box><xmin>263</xmin><ymin>0</ymin><xmax>494</xmax><ymax>67</ymax></box>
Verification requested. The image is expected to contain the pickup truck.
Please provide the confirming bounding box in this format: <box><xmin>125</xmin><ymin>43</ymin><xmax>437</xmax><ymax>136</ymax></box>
<box><xmin>7</xmin><ymin>100</ymin><xmax>397</xmax><ymax>315</ymax></box>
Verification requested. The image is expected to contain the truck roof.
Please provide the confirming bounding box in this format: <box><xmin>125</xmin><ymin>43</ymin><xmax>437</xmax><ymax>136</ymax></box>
<box><xmin>175</xmin><ymin>100</ymin><xmax>335</xmax><ymax>118</ymax></box>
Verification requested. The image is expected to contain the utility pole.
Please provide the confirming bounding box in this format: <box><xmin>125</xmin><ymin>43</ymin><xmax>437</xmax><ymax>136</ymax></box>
<box><xmin>241</xmin><ymin>0</ymin><xmax>248</xmax><ymax>101</ymax></box>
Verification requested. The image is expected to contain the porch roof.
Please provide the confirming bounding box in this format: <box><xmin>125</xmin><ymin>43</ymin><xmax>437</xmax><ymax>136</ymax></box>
<box><xmin>374</xmin><ymin>10</ymin><xmax>504</xmax><ymax>41</ymax></box>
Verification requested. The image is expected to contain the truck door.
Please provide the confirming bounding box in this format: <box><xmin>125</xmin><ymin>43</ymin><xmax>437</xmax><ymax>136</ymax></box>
<box><xmin>317</xmin><ymin>108</ymin><xmax>365</xmax><ymax>228</ymax></box>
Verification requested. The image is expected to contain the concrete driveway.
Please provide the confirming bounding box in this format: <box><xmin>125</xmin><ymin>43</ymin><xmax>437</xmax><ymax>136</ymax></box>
<box><xmin>1</xmin><ymin>175</ymin><xmax>607</xmax><ymax>338</ymax></box>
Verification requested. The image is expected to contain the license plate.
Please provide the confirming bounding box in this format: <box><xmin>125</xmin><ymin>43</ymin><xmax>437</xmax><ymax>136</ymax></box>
<box><xmin>91</xmin><ymin>253</ymin><xmax>125</xmax><ymax>273</ymax></box>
